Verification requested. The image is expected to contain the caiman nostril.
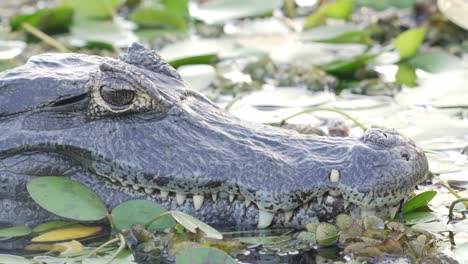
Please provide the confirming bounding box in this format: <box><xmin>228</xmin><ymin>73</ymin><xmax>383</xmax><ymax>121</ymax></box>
<box><xmin>401</xmin><ymin>151</ymin><xmax>409</xmax><ymax>161</ymax></box>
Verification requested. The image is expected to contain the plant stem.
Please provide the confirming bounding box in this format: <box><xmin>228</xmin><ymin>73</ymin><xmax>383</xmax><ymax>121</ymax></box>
<box><xmin>447</xmin><ymin>198</ymin><xmax>468</xmax><ymax>223</ymax></box>
<box><xmin>20</xmin><ymin>22</ymin><xmax>70</xmax><ymax>53</ymax></box>
<box><xmin>106</xmin><ymin>234</ymin><xmax>126</xmax><ymax>264</ymax></box>
<box><xmin>268</xmin><ymin>107</ymin><xmax>367</xmax><ymax>131</ymax></box>
<box><xmin>86</xmin><ymin>236</ymin><xmax>120</xmax><ymax>258</ymax></box>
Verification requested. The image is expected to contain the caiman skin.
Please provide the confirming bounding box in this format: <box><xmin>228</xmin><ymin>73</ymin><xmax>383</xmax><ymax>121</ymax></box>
<box><xmin>0</xmin><ymin>43</ymin><xmax>428</xmax><ymax>234</ymax></box>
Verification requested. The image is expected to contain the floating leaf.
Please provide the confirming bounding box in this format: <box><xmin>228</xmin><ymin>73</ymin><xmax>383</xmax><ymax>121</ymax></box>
<box><xmin>168</xmin><ymin>211</ymin><xmax>223</xmax><ymax>240</ymax></box>
<box><xmin>169</xmin><ymin>54</ymin><xmax>218</xmax><ymax>68</ymax></box>
<box><xmin>236</xmin><ymin>235</ymin><xmax>290</xmax><ymax>245</ymax></box>
<box><xmin>26</xmin><ymin>240</ymin><xmax>84</xmax><ymax>255</ymax></box>
<box><xmin>27</xmin><ymin>177</ymin><xmax>108</xmax><ymax>221</ymax></box>
<box><xmin>396</xmin><ymin>63</ymin><xmax>417</xmax><ymax>87</ymax></box>
<box><xmin>393</xmin><ymin>27</ymin><xmax>427</xmax><ymax>59</ymax></box>
<box><xmin>322</xmin><ymin>52</ymin><xmax>378</xmax><ymax>74</ymax></box>
<box><xmin>32</xmin><ymin>226</ymin><xmax>103</xmax><ymax>242</ymax></box>
<box><xmin>403</xmin><ymin>212</ymin><xmax>437</xmax><ymax>225</ymax></box>
<box><xmin>130</xmin><ymin>8</ymin><xmax>187</xmax><ymax>29</ymax></box>
<box><xmin>9</xmin><ymin>7</ymin><xmax>73</xmax><ymax>35</ymax></box>
<box><xmin>316</xmin><ymin>223</ymin><xmax>339</xmax><ymax>244</ymax></box>
<box><xmin>175</xmin><ymin>247</ymin><xmax>236</xmax><ymax>264</ymax></box>
<box><xmin>0</xmin><ymin>226</ymin><xmax>32</xmax><ymax>238</ymax></box>
<box><xmin>62</xmin><ymin>0</ymin><xmax>120</xmax><ymax>19</ymax></box>
<box><xmin>304</xmin><ymin>0</ymin><xmax>355</xmax><ymax>29</ymax></box>
<box><xmin>33</xmin><ymin>221</ymin><xmax>78</xmax><ymax>233</ymax></box>
<box><xmin>0</xmin><ymin>254</ymin><xmax>35</xmax><ymax>264</ymax></box>
<box><xmin>112</xmin><ymin>200</ymin><xmax>175</xmax><ymax>232</ymax></box>
<box><xmin>192</xmin><ymin>0</ymin><xmax>282</xmax><ymax>24</ymax></box>
<box><xmin>402</xmin><ymin>191</ymin><xmax>437</xmax><ymax>213</ymax></box>
<box><xmin>356</xmin><ymin>0</ymin><xmax>416</xmax><ymax>11</ymax></box>
<box><xmin>407</xmin><ymin>53</ymin><xmax>464</xmax><ymax>73</ymax></box>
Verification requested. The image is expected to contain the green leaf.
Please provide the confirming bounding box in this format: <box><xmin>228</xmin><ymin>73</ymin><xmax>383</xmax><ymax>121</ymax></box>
<box><xmin>9</xmin><ymin>7</ymin><xmax>74</xmax><ymax>35</ymax></box>
<box><xmin>111</xmin><ymin>200</ymin><xmax>175</xmax><ymax>232</ymax></box>
<box><xmin>0</xmin><ymin>226</ymin><xmax>32</xmax><ymax>237</ymax></box>
<box><xmin>304</xmin><ymin>0</ymin><xmax>354</xmax><ymax>29</ymax></box>
<box><xmin>403</xmin><ymin>191</ymin><xmax>437</xmax><ymax>213</ymax></box>
<box><xmin>33</xmin><ymin>220</ymin><xmax>78</xmax><ymax>233</ymax></box>
<box><xmin>318</xmin><ymin>30</ymin><xmax>373</xmax><ymax>45</ymax></box>
<box><xmin>322</xmin><ymin>0</ymin><xmax>355</xmax><ymax>19</ymax></box>
<box><xmin>61</xmin><ymin>0</ymin><xmax>120</xmax><ymax>19</ymax></box>
<box><xmin>393</xmin><ymin>27</ymin><xmax>427</xmax><ymax>59</ymax></box>
<box><xmin>162</xmin><ymin>0</ymin><xmax>189</xmax><ymax>18</ymax></box>
<box><xmin>169</xmin><ymin>54</ymin><xmax>218</xmax><ymax>68</ymax></box>
<box><xmin>322</xmin><ymin>53</ymin><xmax>378</xmax><ymax>74</ymax></box>
<box><xmin>407</xmin><ymin>53</ymin><xmax>464</xmax><ymax>73</ymax></box>
<box><xmin>396</xmin><ymin>63</ymin><xmax>417</xmax><ymax>87</ymax></box>
<box><xmin>168</xmin><ymin>211</ymin><xmax>223</xmax><ymax>239</ymax></box>
<box><xmin>192</xmin><ymin>0</ymin><xmax>283</xmax><ymax>24</ymax></box>
<box><xmin>130</xmin><ymin>7</ymin><xmax>187</xmax><ymax>29</ymax></box>
<box><xmin>27</xmin><ymin>177</ymin><xmax>108</xmax><ymax>221</ymax></box>
<box><xmin>403</xmin><ymin>212</ymin><xmax>437</xmax><ymax>225</ymax></box>
<box><xmin>175</xmin><ymin>247</ymin><xmax>236</xmax><ymax>264</ymax></box>
<box><xmin>356</xmin><ymin>0</ymin><xmax>415</xmax><ymax>11</ymax></box>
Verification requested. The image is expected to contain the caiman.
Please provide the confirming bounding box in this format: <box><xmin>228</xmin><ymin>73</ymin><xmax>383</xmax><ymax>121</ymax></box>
<box><xmin>0</xmin><ymin>43</ymin><xmax>428</xmax><ymax>233</ymax></box>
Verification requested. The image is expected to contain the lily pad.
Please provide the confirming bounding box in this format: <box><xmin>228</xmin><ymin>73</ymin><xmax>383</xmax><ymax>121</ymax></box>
<box><xmin>62</xmin><ymin>0</ymin><xmax>120</xmax><ymax>19</ymax></box>
<box><xmin>304</xmin><ymin>0</ymin><xmax>355</xmax><ymax>29</ymax></box>
<box><xmin>403</xmin><ymin>212</ymin><xmax>437</xmax><ymax>225</ymax></box>
<box><xmin>111</xmin><ymin>200</ymin><xmax>175</xmax><ymax>232</ymax></box>
<box><xmin>0</xmin><ymin>255</ymin><xmax>35</xmax><ymax>264</ymax></box>
<box><xmin>129</xmin><ymin>8</ymin><xmax>188</xmax><ymax>29</ymax></box>
<box><xmin>175</xmin><ymin>247</ymin><xmax>236</xmax><ymax>264</ymax></box>
<box><xmin>168</xmin><ymin>211</ymin><xmax>223</xmax><ymax>240</ymax></box>
<box><xmin>407</xmin><ymin>53</ymin><xmax>464</xmax><ymax>73</ymax></box>
<box><xmin>402</xmin><ymin>191</ymin><xmax>437</xmax><ymax>213</ymax></box>
<box><xmin>9</xmin><ymin>7</ymin><xmax>73</xmax><ymax>35</ymax></box>
<box><xmin>33</xmin><ymin>221</ymin><xmax>78</xmax><ymax>233</ymax></box>
<box><xmin>27</xmin><ymin>177</ymin><xmax>108</xmax><ymax>221</ymax></box>
<box><xmin>0</xmin><ymin>226</ymin><xmax>32</xmax><ymax>238</ymax></box>
<box><xmin>393</xmin><ymin>27</ymin><xmax>427</xmax><ymax>59</ymax></box>
<box><xmin>356</xmin><ymin>0</ymin><xmax>416</xmax><ymax>11</ymax></box>
<box><xmin>192</xmin><ymin>0</ymin><xmax>282</xmax><ymax>25</ymax></box>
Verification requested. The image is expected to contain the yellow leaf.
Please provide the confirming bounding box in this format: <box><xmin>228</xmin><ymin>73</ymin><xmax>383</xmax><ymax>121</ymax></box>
<box><xmin>54</xmin><ymin>240</ymin><xmax>84</xmax><ymax>255</ymax></box>
<box><xmin>24</xmin><ymin>240</ymin><xmax>84</xmax><ymax>255</ymax></box>
<box><xmin>31</xmin><ymin>226</ymin><xmax>102</xmax><ymax>242</ymax></box>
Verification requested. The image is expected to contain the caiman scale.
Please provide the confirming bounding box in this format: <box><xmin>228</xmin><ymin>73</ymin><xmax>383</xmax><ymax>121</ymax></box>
<box><xmin>0</xmin><ymin>43</ymin><xmax>428</xmax><ymax>232</ymax></box>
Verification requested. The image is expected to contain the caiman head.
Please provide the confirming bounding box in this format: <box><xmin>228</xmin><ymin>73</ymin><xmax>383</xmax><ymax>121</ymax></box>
<box><xmin>0</xmin><ymin>43</ymin><xmax>429</xmax><ymax>229</ymax></box>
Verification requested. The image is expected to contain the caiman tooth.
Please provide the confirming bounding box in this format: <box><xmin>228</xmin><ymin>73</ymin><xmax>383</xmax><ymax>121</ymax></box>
<box><xmin>160</xmin><ymin>190</ymin><xmax>169</xmax><ymax>199</ymax></box>
<box><xmin>258</xmin><ymin>210</ymin><xmax>275</xmax><ymax>228</ymax></box>
<box><xmin>176</xmin><ymin>193</ymin><xmax>186</xmax><ymax>205</ymax></box>
<box><xmin>229</xmin><ymin>194</ymin><xmax>235</xmax><ymax>202</ymax></box>
<box><xmin>132</xmin><ymin>185</ymin><xmax>140</xmax><ymax>191</ymax></box>
<box><xmin>211</xmin><ymin>193</ymin><xmax>218</xmax><ymax>202</ymax></box>
<box><xmin>110</xmin><ymin>178</ymin><xmax>116</xmax><ymax>183</ymax></box>
<box><xmin>284</xmin><ymin>211</ymin><xmax>293</xmax><ymax>223</ymax></box>
<box><xmin>344</xmin><ymin>200</ymin><xmax>350</xmax><ymax>210</ymax></box>
<box><xmin>328</xmin><ymin>190</ymin><xmax>340</xmax><ymax>197</ymax></box>
<box><xmin>330</xmin><ymin>169</ymin><xmax>340</xmax><ymax>182</ymax></box>
<box><xmin>389</xmin><ymin>205</ymin><xmax>399</xmax><ymax>219</ymax></box>
<box><xmin>193</xmin><ymin>195</ymin><xmax>205</xmax><ymax>210</ymax></box>
<box><xmin>317</xmin><ymin>195</ymin><xmax>324</xmax><ymax>205</ymax></box>
<box><xmin>121</xmin><ymin>182</ymin><xmax>128</xmax><ymax>187</ymax></box>
<box><xmin>144</xmin><ymin>188</ymin><xmax>153</xmax><ymax>194</ymax></box>
<box><xmin>245</xmin><ymin>199</ymin><xmax>251</xmax><ymax>207</ymax></box>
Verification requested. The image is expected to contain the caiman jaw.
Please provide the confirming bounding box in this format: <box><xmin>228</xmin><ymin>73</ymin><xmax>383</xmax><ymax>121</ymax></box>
<box><xmin>98</xmin><ymin>169</ymin><xmax>415</xmax><ymax>228</ymax></box>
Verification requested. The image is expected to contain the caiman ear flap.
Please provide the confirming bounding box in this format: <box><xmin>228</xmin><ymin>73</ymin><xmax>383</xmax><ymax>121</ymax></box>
<box><xmin>120</xmin><ymin>42</ymin><xmax>181</xmax><ymax>80</ymax></box>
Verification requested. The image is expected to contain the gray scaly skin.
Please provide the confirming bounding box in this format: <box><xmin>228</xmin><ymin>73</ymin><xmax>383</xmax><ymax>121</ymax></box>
<box><xmin>0</xmin><ymin>43</ymin><xmax>428</xmax><ymax>236</ymax></box>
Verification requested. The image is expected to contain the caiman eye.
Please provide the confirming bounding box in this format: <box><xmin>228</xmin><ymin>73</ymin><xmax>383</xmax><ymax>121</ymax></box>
<box><xmin>100</xmin><ymin>85</ymin><xmax>135</xmax><ymax>106</ymax></box>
